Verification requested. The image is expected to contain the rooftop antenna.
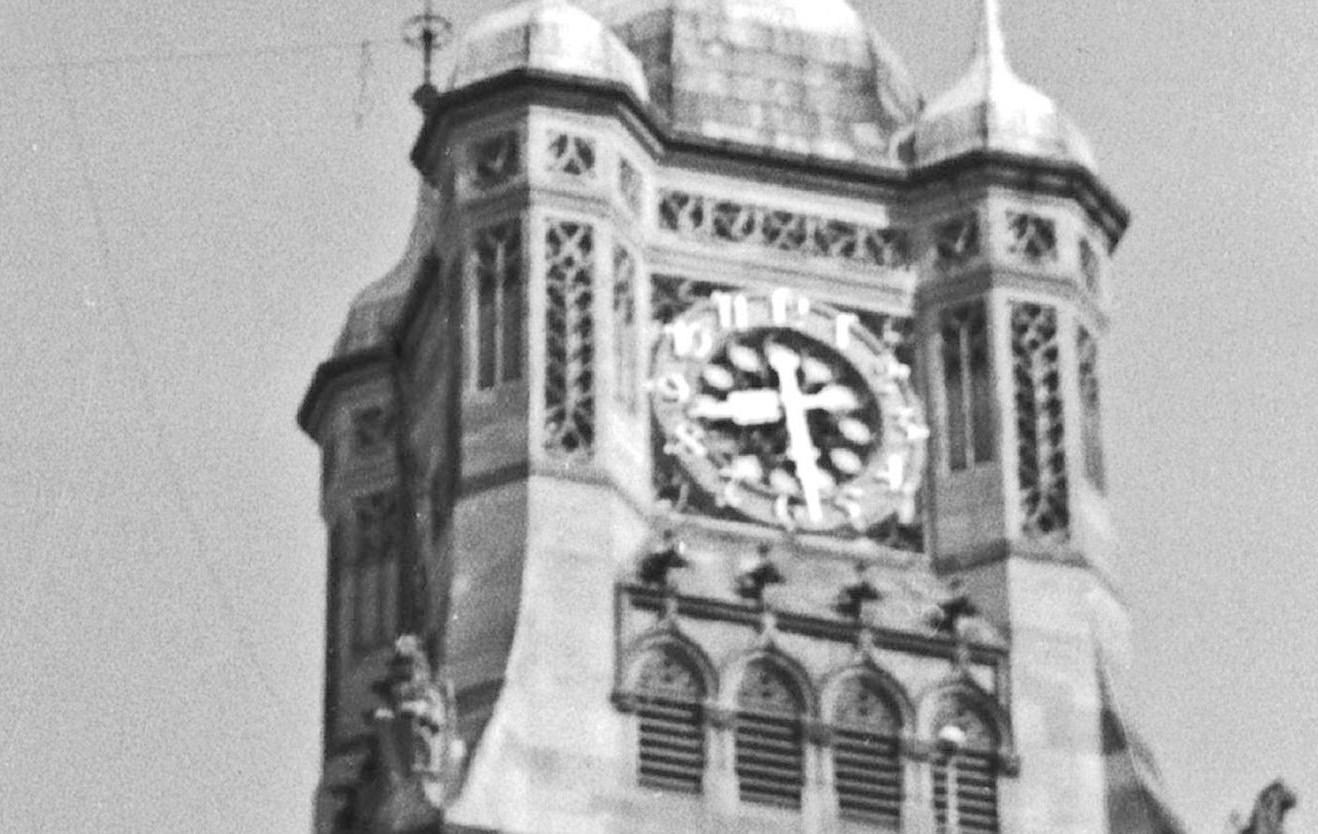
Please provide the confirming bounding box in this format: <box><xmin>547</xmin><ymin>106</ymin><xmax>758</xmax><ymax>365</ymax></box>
<box><xmin>403</xmin><ymin>0</ymin><xmax>453</xmax><ymax>108</ymax></box>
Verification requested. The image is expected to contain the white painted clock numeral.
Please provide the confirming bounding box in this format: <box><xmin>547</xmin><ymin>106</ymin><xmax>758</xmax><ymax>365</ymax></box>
<box><xmin>666</xmin><ymin>320</ymin><xmax>714</xmax><ymax>359</ymax></box>
<box><xmin>769</xmin><ymin>287</ymin><xmax>810</xmax><ymax>325</ymax></box>
<box><xmin>713</xmin><ymin>291</ymin><xmax>750</xmax><ymax>330</ymax></box>
<box><xmin>834</xmin><ymin>312</ymin><xmax>858</xmax><ymax>350</ymax></box>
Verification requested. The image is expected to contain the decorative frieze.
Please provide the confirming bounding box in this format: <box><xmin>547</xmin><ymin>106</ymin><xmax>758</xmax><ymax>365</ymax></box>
<box><xmin>1011</xmin><ymin>302</ymin><xmax>1069</xmax><ymax>539</ymax></box>
<box><xmin>546</xmin><ymin>131</ymin><xmax>597</xmax><ymax>177</ymax></box>
<box><xmin>544</xmin><ymin>220</ymin><xmax>596</xmax><ymax>456</ymax></box>
<box><xmin>657</xmin><ymin>189</ymin><xmax>910</xmax><ymax>268</ymax></box>
<box><xmin>1005</xmin><ymin>211</ymin><xmax>1058</xmax><ymax>263</ymax></box>
<box><xmin>934</xmin><ymin>214</ymin><xmax>980</xmax><ymax>265</ymax></box>
<box><xmin>619</xmin><ymin>156</ymin><xmax>643</xmax><ymax>216</ymax></box>
<box><xmin>469</xmin><ymin>129</ymin><xmax>521</xmax><ymax>190</ymax></box>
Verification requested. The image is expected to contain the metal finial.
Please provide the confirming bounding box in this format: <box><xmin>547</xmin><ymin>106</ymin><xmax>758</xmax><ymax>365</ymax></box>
<box><xmin>979</xmin><ymin>0</ymin><xmax>1010</xmax><ymax>77</ymax></box>
<box><xmin>403</xmin><ymin>0</ymin><xmax>453</xmax><ymax>88</ymax></box>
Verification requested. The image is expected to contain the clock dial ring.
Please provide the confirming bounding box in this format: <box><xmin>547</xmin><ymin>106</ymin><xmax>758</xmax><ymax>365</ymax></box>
<box><xmin>650</xmin><ymin>289</ymin><xmax>927</xmax><ymax>534</ymax></box>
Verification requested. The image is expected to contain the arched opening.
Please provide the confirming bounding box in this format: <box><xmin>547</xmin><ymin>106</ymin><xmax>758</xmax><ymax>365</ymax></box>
<box><xmin>832</xmin><ymin>675</ymin><xmax>904</xmax><ymax>827</ymax></box>
<box><xmin>932</xmin><ymin>693</ymin><xmax>1000</xmax><ymax>834</ymax></box>
<box><xmin>633</xmin><ymin>645</ymin><xmax>707</xmax><ymax>793</ymax></box>
<box><xmin>735</xmin><ymin>658</ymin><xmax>806</xmax><ymax>809</ymax></box>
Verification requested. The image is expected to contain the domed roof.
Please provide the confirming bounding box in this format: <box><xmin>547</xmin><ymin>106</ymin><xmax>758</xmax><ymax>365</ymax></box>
<box><xmin>447</xmin><ymin>0</ymin><xmax>649</xmax><ymax>102</ymax></box>
<box><xmin>914</xmin><ymin>0</ymin><xmax>1095</xmax><ymax>170</ymax></box>
<box><xmin>583</xmin><ymin>0</ymin><xmax>921</xmax><ymax>163</ymax></box>
<box><xmin>333</xmin><ymin>181</ymin><xmax>440</xmax><ymax>357</ymax></box>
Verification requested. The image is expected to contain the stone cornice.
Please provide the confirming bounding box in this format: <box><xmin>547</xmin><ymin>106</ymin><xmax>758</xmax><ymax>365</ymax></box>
<box><xmin>620</xmin><ymin>583</ymin><xmax>1008</xmax><ymax>665</ymax></box>
<box><xmin>409</xmin><ymin>69</ymin><xmax>1129</xmax><ymax>250</ymax></box>
<box><xmin>297</xmin><ymin>345</ymin><xmax>396</xmax><ymax>437</ymax></box>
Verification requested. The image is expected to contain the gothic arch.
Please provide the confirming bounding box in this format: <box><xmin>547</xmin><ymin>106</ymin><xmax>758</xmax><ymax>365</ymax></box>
<box><xmin>915</xmin><ymin>677</ymin><xmax>1012</xmax><ymax>754</ymax></box>
<box><xmin>818</xmin><ymin>661</ymin><xmax>915</xmax><ymax>731</ymax></box>
<box><xmin>821</xmin><ymin>661</ymin><xmax>911</xmax><ymax>826</ymax></box>
<box><xmin>719</xmin><ymin>646</ymin><xmax>818</xmax><ymax>717</ymax></box>
<box><xmin>621</xmin><ymin>626</ymin><xmax>718</xmax><ymax>701</ymax></box>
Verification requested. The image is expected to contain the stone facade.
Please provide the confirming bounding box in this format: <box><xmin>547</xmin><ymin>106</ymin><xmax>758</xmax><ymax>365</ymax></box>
<box><xmin>298</xmin><ymin>2</ymin><xmax>1183</xmax><ymax>833</ymax></box>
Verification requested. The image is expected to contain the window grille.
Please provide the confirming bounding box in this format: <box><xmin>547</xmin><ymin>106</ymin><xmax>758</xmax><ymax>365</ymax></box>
<box><xmin>1079</xmin><ymin>238</ymin><xmax>1100</xmax><ymax>295</ymax></box>
<box><xmin>634</xmin><ymin>648</ymin><xmax>706</xmax><ymax>793</ymax></box>
<box><xmin>940</xmin><ymin>302</ymin><xmax>993</xmax><ymax>471</ymax></box>
<box><xmin>1077</xmin><ymin>326</ymin><xmax>1105</xmax><ymax>491</ymax></box>
<box><xmin>350</xmin><ymin>491</ymin><xmax>401</xmax><ymax>650</ymax></box>
<box><xmin>1005</xmin><ymin>212</ymin><xmax>1058</xmax><ymax>262</ymax></box>
<box><xmin>544</xmin><ymin>220</ymin><xmax>596</xmax><ymax>456</ymax></box>
<box><xmin>470</xmin><ymin>129</ymin><xmax>520</xmax><ymax>190</ymax></box>
<box><xmin>932</xmin><ymin>696</ymin><xmax>1000</xmax><ymax>834</ymax></box>
<box><xmin>735</xmin><ymin>661</ymin><xmax>805</xmax><ymax>809</ymax></box>
<box><xmin>547</xmin><ymin>132</ymin><xmax>596</xmax><ymax>177</ymax></box>
<box><xmin>472</xmin><ymin>220</ymin><xmax>524</xmax><ymax>389</ymax></box>
<box><xmin>1010</xmin><ymin>302</ymin><xmax>1068</xmax><ymax>538</ymax></box>
<box><xmin>832</xmin><ymin>677</ymin><xmax>903</xmax><ymax>827</ymax></box>
<box><xmin>613</xmin><ymin>246</ymin><xmax>638</xmax><ymax>413</ymax></box>
<box><xmin>934</xmin><ymin>750</ymin><xmax>999</xmax><ymax>834</ymax></box>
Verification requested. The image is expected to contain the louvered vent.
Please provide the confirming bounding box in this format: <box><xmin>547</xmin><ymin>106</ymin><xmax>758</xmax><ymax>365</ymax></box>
<box><xmin>638</xmin><ymin>696</ymin><xmax>705</xmax><ymax>793</ymax></box>
<box><xmin>832</xmin><ymin>675</ymin><xmax>903</xmax><ymax>826</ymax></box>
<box><xmin>933</xmin><ymin>750</ymin><xmax>999</xmax><ymax>834</ymax></box>
<box><xmin>835</xmin><ymin>729</ymin><xmax>902</xmax><ymax>825</ymax></box>
<box><xmin>735</xmin><ymin>712</ymin><xmax>803</xmax><ymax>808</ymax></box>
<box><xmin>634</xmin><ymin>646</ymin><xmax>707</xmax><ymax>794</ymax></box>
<box><xmin>735</xmin><ymin>660</ymin><xmax>805</xmax><ymax>809</ymax></box>
<box><xmin>931</xmin><ymin>693</ymin><xmax>1000</xmax><ymax>834</ymax></box>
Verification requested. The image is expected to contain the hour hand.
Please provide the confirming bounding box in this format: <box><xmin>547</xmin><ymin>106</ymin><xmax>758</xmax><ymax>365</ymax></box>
<box><xmin>688</xmin><ymin>389</ymin><xmax>783</xmax><ymax>425</ymax></box>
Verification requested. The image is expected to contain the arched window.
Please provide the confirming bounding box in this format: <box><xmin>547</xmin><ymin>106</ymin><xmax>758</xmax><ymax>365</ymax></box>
<box><xmin>735</xmin><ymin>659</ymin><xmax>805</xmax><ymax>809</ymax></box>
<box><xmin>932</xmin><ymin>695</ymin><xmax>1000</xmax><ymax>834</ymax></box>
<box><xmin>634</xmin><ymin>647</ymin><xmax>706</xmax><ymax>793</ymax></box>
<box><xmin>832</xmin><ymin>676</ymin><xmax>904</xmax><ymax>827</ymax></box>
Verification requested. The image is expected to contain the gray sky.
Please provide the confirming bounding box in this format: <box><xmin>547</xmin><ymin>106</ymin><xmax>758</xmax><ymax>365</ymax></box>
<box><xmin>1</xmin><ymin>1</ymin><xmax>1314</xmax><ymax>832</ymax></box>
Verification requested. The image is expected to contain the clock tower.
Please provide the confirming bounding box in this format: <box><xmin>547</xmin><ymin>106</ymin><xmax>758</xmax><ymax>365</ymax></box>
<box><xmin>298</xmin><ymin>1</ymin><xmax>1183</xmax><ymax>833</ymax></box>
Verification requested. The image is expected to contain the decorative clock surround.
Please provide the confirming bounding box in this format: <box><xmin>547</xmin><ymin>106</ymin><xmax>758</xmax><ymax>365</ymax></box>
<box><xmin>649</xmin><ymin>287</ymin><xmax>928</xmax><ymax>535</ymax></box>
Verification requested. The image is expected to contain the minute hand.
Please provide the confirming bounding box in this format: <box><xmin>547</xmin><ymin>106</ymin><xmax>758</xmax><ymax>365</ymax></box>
<box><xmin>766</xmin><ymin>345</ymin><xmax>826</xmax><ymax>523</ymax></box>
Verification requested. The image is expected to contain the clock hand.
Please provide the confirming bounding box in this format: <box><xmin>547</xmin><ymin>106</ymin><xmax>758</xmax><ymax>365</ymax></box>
<box><xmin>799</xmin><ymin>383</ymin><xmax>860</xmax><ymax>414</ymax></box>
<box><xmin>688</xmin><ymin>389</ymin><xmax>782</xmax><ymax>425</ymax></box>
<box><xmin>765</xmin><ymin>344</ymin><xmax>826</xmax><ymax>523</ymax></box>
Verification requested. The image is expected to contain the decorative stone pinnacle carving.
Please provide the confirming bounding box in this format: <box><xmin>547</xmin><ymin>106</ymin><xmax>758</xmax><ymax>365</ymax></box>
<box><xmin>637</xmin><ymin>530</ymin><xmax>689</xmax><ymax>588</ymax></box>
<box><xmin>736</xmin><ymin>543</ymin><xmax>784</xmax><ymax>605</ymax></box>
<box><xmin>366</xmin><ymin>635</ymin><xmax>465</xmax><ymax>832</ymax></box>
<box><xmin>928</xmin><ymin>583</ymin><xmax>980</xmax><ymax>670</ymax></box>
<box><xmin>1239</xmin><ymin>781</ymin><xmax>1297</xmax><ymax>834</ymax></box>
<box><xmin>834</xmin><ymin>561</ymin><xmax>881</xmax><ymax>620</ymax></box>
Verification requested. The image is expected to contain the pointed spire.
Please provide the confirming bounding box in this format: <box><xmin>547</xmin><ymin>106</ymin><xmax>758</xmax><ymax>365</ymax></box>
<box><xmin>979</xmin><ymin>0</ymin><xmax>1009</xmax><ymax>79</ymax></box>
<box><xmin>913</xmin><ymin>0</ymin><xmax>1098</xmax><ymax>170</ymax></box>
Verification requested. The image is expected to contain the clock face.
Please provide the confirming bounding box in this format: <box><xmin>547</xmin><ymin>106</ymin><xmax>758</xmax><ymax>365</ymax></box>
<box><xmin>650</xmin><ymin>288</ymin><xmax>927</xmax><ymax>534</ymax></box>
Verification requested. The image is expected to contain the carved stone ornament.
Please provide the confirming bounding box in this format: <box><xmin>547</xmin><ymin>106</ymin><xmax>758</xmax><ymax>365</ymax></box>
<box><xmin>365</xmin><ymin>635</ymin><xmax>466</xmax><ymax>832</ymax></box>
<box><xmin>649</xmin><ymin>287</ymin><xmax>928</xmax><ymax>535</ymax></box>
<box><xmin>1240</xmin><ymin>781</ymin><xmax>1298</xmax><ymax>834</ymax></box>
<box><xmin>658</xmin><ymin>189</ymin><xmax>909</xmax><ymax>268</ymax></box>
